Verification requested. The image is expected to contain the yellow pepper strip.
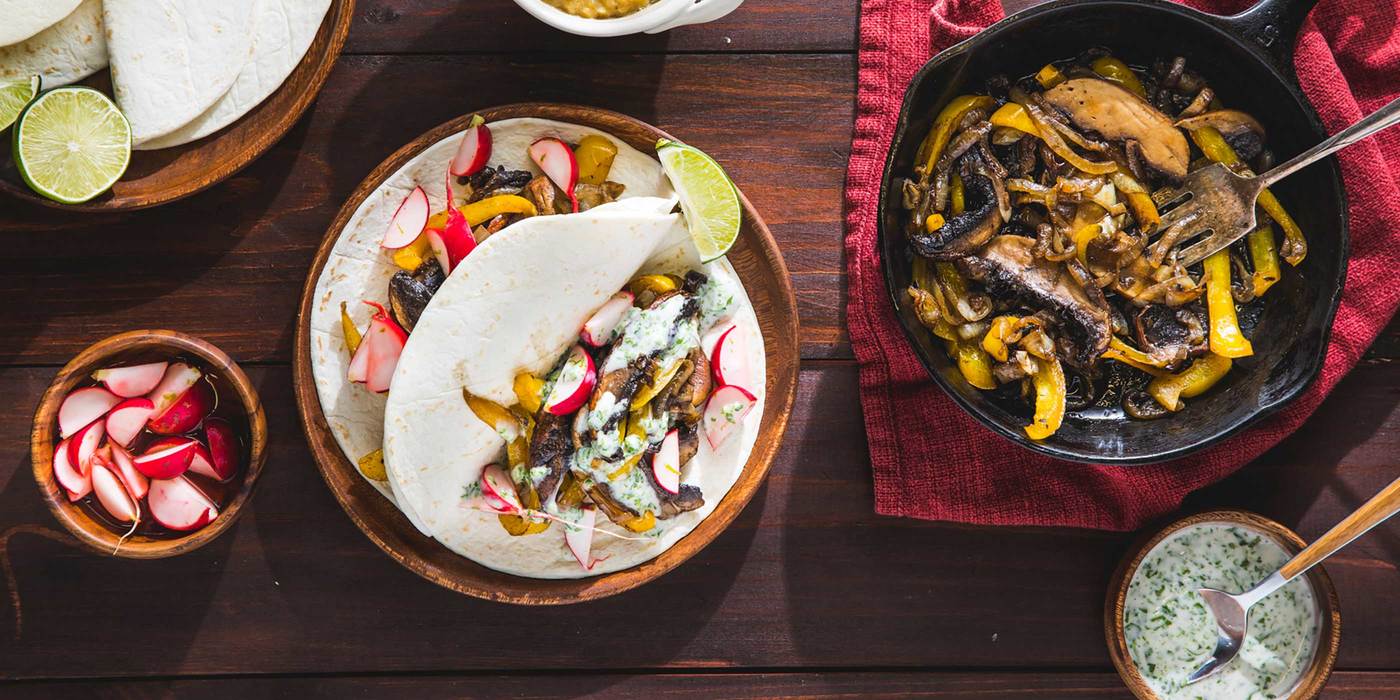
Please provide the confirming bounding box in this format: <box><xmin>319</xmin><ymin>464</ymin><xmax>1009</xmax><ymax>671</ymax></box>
<box><xmin>946</xmin><ymin>339</ymin><xmax>998</xmax><ymax>390</ymax></box>
<box><xmin>916</xmin><ymin>95</ymin><xmax>998</xmax><ymax>175</ymax></box>
<box><xmin>981</xmin><ymin>315</ymin><xmax>1022</xmax><ymax>362</ymax></box>
<box><xmin>627</xmin><ymin>273</ymin><xmax>679</xmax><ymax>297</ymax></box>
<box><xmin>1188</xmin><ymin>126</ymin><xmax>1305</xmax><ymax>265</ymax></box>
<box><xmin>949</xmin><ymin>174</ymin><xmax>966</xmax><ymax>215</ymax></box>
<box><xmin>1108</xmin><ymin>171</ymin><xmax>1160</xmax><ymax>231</ymax></box>
<box><xmin>1204</xmin><ymin>250</ymin><xmax>1254</xmax><ymax>358</ymax></box>
<box><xmin>463</xmin><ymin>390</ymin><xmax>524</xmax><ymax>441</ymax></box>
<box><xmin>1148</xmin><ymin>353</ymin><xmax>1232</xmax><ymax>411</ymax></box>
<box><xmin>391</xmin><ymin>232</ymin><xmax>433</xmax><ymax>271</ymax></box>
<box><xmin>513</xmin><ymin>373</ymin><xmax>545</xmax><ymax>414</ymax></box>
<box><xmin>623</xmin><ymin>511</ymin><xmax>656</xmax><ymax>533</ymax></box>
<box><xmin>633</xmin><ymin>357</ymin><xmax>686</xmax><ymax>408</ymax></box>
<box><xmin>357</xmin><ymin>449</ymin><xmax>386</xmax><ymax>481</ymax></box>
<box><xmin>1035</xmin><ymin>63</ymin><xmax>1066</xmax><ymax>89</ymax></box>
<box><xmin>1024</xmin><ymin>356</ymin><xmax>1067</xmax><ymax>440</ymax></box>
<box><xmin>1072</xmin><ymin>222</ymin><xmax>1102</xmax><ymax>268</ymax></box>
<box><xmin>1016</xmin><ymin>97</ymin><xmax>1118</xmax><ymax>175</ymax></box>
<box><xmin>989</xmin><ymin>103</ymin><xmax>1041</xmax><ymax>138</ymax></box>
<box><xmin>1247</xmin><ymin>224</ymin><xmax>1282</xmax><ymax>297</ymax></box>
<box><xmin>1090</xmin><ymin>56</ymin><xmax>1146</xmax><ymax>97</ymax></box>
<box><xmin>1102</xmin><ymin>337</ymin><xmax>1170</xmax><ymax>377</ymax></box>
<box><xmin>340</xmin><ymin>302</ymin><xmax>362</xmax><ymax>355</ymax></box>
<box><xmin>574</xmin><ymin>134</ymin><xmax>618</xmax><ymax>186</ymax></box>
<box><xmin>458</xmin><ymin>195</ymin><xmax>537</xmax><ymax>226</ymax></box>
<box><xmin>924</xmin><ymin>213</ymin><xmax>946</xmax><ymax>233</ymax></box>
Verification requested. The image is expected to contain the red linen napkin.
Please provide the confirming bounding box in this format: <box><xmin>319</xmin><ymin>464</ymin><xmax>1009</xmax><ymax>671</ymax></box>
<box><xmin>845</xmin><ymin>0</ymin><xmax>1400</xmax><ymax>530</ymax></box>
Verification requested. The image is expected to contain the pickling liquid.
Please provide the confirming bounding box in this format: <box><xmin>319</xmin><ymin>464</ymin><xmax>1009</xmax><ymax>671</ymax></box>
<box><xmin>1123</xmin><ymin>523</ymin><xmax>1319</xmax><ymax>699</ymax></box>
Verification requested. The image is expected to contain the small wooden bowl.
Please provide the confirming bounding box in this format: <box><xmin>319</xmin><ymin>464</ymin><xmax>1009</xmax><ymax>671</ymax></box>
<box><xmin>294</xmin><ymin>104</ymin><xmax>800</xmax><ymax>603</ymax></box>
<box><xmin>30</xmin><ymin>331</ymin><xmax>269</xmax><ymax>558</ymax></box>
<box><xmin>0</xmin><ymin>0</ymin><xmax>354</xmax><ymax>211</ymax></box>
<box><xmin>1105</xmin><ymin>510</ymin><xmax>1341</xmax><ymax>699</ymax></box>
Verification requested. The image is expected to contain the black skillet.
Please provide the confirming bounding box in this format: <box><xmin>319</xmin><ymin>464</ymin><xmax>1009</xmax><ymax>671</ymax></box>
<box><xmin>876</xmin><ymin>0</ymin><xmax>1347</xmax><ymax>464</ymax></box>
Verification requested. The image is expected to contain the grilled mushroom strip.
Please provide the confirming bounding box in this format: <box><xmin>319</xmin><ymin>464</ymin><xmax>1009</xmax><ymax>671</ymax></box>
<box><xmin>909</xmin><ymin>173</ymin><xmax>1003</xmax><ymax>260</ymax></box>
<box><xmin>387</xmin><ymin>258</ymin><xmax>445</xmax><ymax>332</ymax></box>
<box><xmin>1042</xmin><ymin>77</ymin><xmax>1190</xmax><ymax>182</ymax></box>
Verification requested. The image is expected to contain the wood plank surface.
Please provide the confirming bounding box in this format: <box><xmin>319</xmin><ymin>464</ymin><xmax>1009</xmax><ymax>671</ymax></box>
<box><xmin>0</xmin><ymin>53</ymin><xmax>852</xmax><ymax>365</ymax></box>
<box><xmin>2</xmin><ymin>356</ymin><xmax>1398</xmax><ymax>679</ymax></box>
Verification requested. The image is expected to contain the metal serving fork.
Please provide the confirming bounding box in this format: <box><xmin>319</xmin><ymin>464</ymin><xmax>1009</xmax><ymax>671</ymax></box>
<box><xmin>1151</xmin><ymin>94</ymin><xmax>1400</xmax><ymax>267</ymax></box>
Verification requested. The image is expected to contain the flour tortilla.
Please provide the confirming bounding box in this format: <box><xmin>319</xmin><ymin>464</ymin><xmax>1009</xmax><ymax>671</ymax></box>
<box><xmin>103</xmin><ymin>0</ymin><xmax>260</xmax><ymax>144</ymax></box>
<box><xmin>0</xmin><ymin>0</ymin><xmax>83</xmax><ymax>47</ymax></box>
<box><xmin>308</xmin><ymin>117</ymin><xmax>674</xmax><ymax>535</ymax></box>
<box><xmin>0</xmin><ymin>0</ymin><xmax>105</xmax><ymax>87</ymax></box>
<box><xmin>382</xmin><ymin>206</ymin><xmax>765</xmax><ymax>579</ymax></box>
<box><xmin>138</xmin><ymin>0</ymin><xmax>331</xmax><ymax>150</ymax></box>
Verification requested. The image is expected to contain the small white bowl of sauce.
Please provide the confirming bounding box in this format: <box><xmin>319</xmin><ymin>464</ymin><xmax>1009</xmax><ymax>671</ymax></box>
<box><xmin>512</xmin><ymin>0</ymin><xmax>744</xmax><ymax>37</ymax></box>
<box><xmin>1106</xmin><ymin>510</ymin><xmax>1341</xmax><ymax>700</ymax></box>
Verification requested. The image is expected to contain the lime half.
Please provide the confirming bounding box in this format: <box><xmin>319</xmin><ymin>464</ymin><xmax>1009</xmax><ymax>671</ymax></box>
<box><xmin>657</xmin><ymin>139</ymin><xmax>741</xmax><ymax>262</ymax></box>
<box><xmin>0</xmin><ymin>76</ymin><xmax>40</xmax><ymax>132</ymax></box>
<box><xmin>14</xmin><ymin>86</ymin><xmax>131</xmax><ymax>204</ymax></box>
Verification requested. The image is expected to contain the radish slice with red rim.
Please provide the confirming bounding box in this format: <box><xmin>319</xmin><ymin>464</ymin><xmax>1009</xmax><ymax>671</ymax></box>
<box><xmin>426</xmin><ymin>210</ymin><xmax>475</xmax><ymax>275</ymax></box>
<box><xmin>580</xmin><ymin>291</ymin><xmax>635</xmax><ymax>347</ymax></box>
<box><xmin>145</xmin><ymin>362</ymin><xmax>203</xmax><ymax>418</ymax></box>
<box><xmin>703</xmin><ymin>385</ymin><xmax>757</xmax><ymax>450</ymax></box>
<box><xmin>565</xmin><ymin>505</ymin><xmax>599</xmax><ymax>571</ymax></box>
<box><xmin>710</xmin><ymin>325</ymin><xmax>754</xmax><ymax>392</ymax></box>
<box><xmin>69</xmin><ymin>420</ymin><xmax>106</xmax><ymax>476</ymax></box>
<box><xmin>449</xmin><ymin>114</ymin><xmax>492</xmax><ymax>177</ymax></box>
<box><xmin>105</xmin><ymin>397</ymin><xmax>155</xmax><ymax>448</ymax></box>
<box><xmin>147</xmin><ymin>380</ymin><xmax>214</xmax><ymax>435</ymax></box>
<box><xmin>381</xmin><ymin>186</ymin><xmax>430</xmax><ymax>250</ymax></box>
<box><xmin>347</xmin><ymin>333</ymin><xmax>370</xmax><ymax>383</ymax></box>
<box><xmin>528</xmin><ymin>137</ymin><xmax>579</xmax><ymax>212</ymax></box>
<box><xmin>544</xmin><ymin>345</ymin><xmax>596</xmax><ymax>416</ymax></box>
<box><xmin>53</xmin><ymin>437</ymin><xmax>91</xmax><ymax>502</ymax></box>
<box><xmin>361</xmin><ymin>301</ymin><xmax>408</xmax><ymax>393</ymax></box>
<box><xmin>480</xmin><ymin>463</ymin><xmax>522</xmax><ymax>513</ymax></box>
<box><xmin>57</xmin><ymin>386</ymin><xmax>121</xmax><ymax>439</ymax></box>
<box><xmin>132</xmin><ymin>437</ymin><xmax>198</xmax><ymax>479</ymax></box>
<box><xmin>92</xmin><ymin>362</ymin><xmax>168</xmax><ymax>398</ymax></box>
<box><xmin>652</xmin><ymin>429</ymin><xmax>682</xmax><ymax>494</ymax></box>
<box><xmin>148</xmin><ymin>476</ymin><xmax>218</xmax><ymax>532</ymax></box>
<box><xmin>109</xmin><ymin>444</ymin><xmax>150</xmax><ymax>500</ymax></box>
<box><xmin>91</xmin><ymin>461</ymin><xmax>140</xmax><ymax>524</ymax></box>
<box><xmin>202</xmin><ymin>418</ymin><xmax>241</xmax><ymax>481</ymax></box>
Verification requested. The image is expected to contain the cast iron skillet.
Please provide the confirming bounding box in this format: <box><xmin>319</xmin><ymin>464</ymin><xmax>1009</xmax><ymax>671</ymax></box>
<box><xmin>877</xmin><ymin>0</ymin><xmax>1347</xmax><ymax>464</ymax></box>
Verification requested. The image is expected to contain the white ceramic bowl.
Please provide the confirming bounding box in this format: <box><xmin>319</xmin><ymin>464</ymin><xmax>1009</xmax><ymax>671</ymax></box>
<box><xmin>513</xmin><ymin>0</ymin><xmax>744</xmax><ymax>37</ymax></box>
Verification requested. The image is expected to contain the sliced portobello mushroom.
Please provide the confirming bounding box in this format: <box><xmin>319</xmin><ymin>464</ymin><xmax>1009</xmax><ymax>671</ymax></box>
<box><xmin>1042</xmin><ymin>77</ymin><xmax>1190</xmax><ymax>183</ymax></box>
<box><xmin>909</xmin><ymin>172</ymin><xmax>1003</xmax><ymax>260</ymax></box>
<box><xmin>387</xmin><ymin>258</ymin><xmax>446</xmax><ymax>333</ymax></box>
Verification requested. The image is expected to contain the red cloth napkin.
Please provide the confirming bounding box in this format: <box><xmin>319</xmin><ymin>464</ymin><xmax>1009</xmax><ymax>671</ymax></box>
<box><xmin>845</xmin><ymin>0</ymin><xmax>1400</xmax><ymax>530</ymax></box>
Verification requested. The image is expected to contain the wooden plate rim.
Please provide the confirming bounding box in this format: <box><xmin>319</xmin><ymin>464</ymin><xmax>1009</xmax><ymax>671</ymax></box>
<box><xmin>293</xmin><ymin>103</ymin><xmax>800</xmax><ymax>604</ymax></box>
<box><xmin>0</xmin><ymin>0</ymin><xmax>354</xmax><ymax>212</ymax></box>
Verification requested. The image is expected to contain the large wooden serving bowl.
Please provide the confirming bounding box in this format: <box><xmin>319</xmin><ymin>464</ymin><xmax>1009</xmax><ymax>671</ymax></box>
<box><xmin>294</xmin><ymin>104</ymin><xmax>799</xmax><ymax>604</ymax></box>
<box><xmin>0</xmin><ymin>0</ymin><xmax>354</xmax><ymax>211</ymax></box>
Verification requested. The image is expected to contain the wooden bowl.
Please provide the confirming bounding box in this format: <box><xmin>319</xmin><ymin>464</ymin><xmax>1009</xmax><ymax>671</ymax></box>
<box><xmin>294</xmin><ymin>103</ymin><xmax>800</xmax><ymax>603</ymax></box>
<box><xmin>30</xmin><ymin>330</ymin><xmax>269</xmax><ymax>558</ymax></box>
<box><xmin>0</xmin><ymin>0</ymin><xmax>354</xmax><ymax>211</ymax></box>
<box><xmin>1105</xmin><ymin>510</ymin><xmax>1341</xmax><ymax>699</ymax></box>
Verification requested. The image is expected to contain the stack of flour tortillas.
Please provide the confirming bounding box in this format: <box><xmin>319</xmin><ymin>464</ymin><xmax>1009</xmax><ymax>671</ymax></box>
<box><xmin>0</xmin><ymin>0</ymin><xmax>332</xmax><ymax>149</ymax></box>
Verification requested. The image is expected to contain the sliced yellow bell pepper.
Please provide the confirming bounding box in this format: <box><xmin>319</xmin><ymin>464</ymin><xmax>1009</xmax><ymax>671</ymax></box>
<box><xmin>1204</xmin><ymin>250</ymin><xmax>1254</xmax><ymax>358</ymax></box>
<box><xmin>340</xmin><ymin>302</ymin><xmax>362</xmax><ymax>355</ymax></box>
<box><xmin>1024</xmin><ymin>356</ymin><xmax>1066</xmax><ymax>440</ymax></box>
<box><xmin>1102</xmin><ymin>337</ymin><xmax>1170</xmax><ymax>376</ymax></box>
<box><xmin>391</xmin><ymin>233</ymin><xmax>434</xmax><ymax>271</ymax></box>
<box><xmin>947</xmin><ymin>339</ymin><xmax>998</xmax><ymax>390</ymax></box>
<box><xmin>989</xmin><ymin>103</ymin><xmax>1041</xmax><ymax>138</ymax></box>
<box><xmin>458</xmin><ymin>195</ymin><xmax>537</xmax><ymax>226</ymax></box>
<box><xmin>1188</xmin><ymin>126</ymin><xmax>1305</xmax><ymax>265</ymax></box>
<box><xmin>1109</xmin><ymin>172</ymin><xmax>1161</xmax><ymax>231</ymax></box>
<box><xmin>1090</xmin><ymin>56</ymin><xmax>1146</xmax><ymax>97</ymax></box>
<box><xmin>622</xmin><ymin>510</ymin><xmax>656</xmax><ymax>533</ymax></box>
<box><xmin>513</xmin><ymin>373</ymin><xmax>545</xmax><ymax>414</ymax></box>
<box><xmin>924</xmin><ymin>213</ymin><xmax>946</xmax><ymax>233</ymax></box>
<box><xmin>949</xmin><ymin>174</ymin><xmax>966</xmax><ymax>215</ymax></box>
<box><xmin>1015</xmin><ymin>96</ymin><xmax>1118</xmax><ymax>175</ymax></box>
<box><xmin>575</xmin><ymin>134</ymin><xmax>618</xmax><ymax>186</ymax></box>
<box><xmin>916</xmin><ymin>95</ymin><xmax>998</xmax><ymax>176</ymax></box>
<box><xmin>981</xmin><ymin>315</ymin><xmax>1022</xmax><ymax>363</ymax></box>
<box><xmin>633</xmin><ymin>357</ymin><xmax>686</xmax><ymax>408</ymax></box>
<box><xmin>627</xmin><ymin>273</ymin><xmax>679</xmax><ymax>297</ymax></box>
<box><xmin>1035</xmin><ymin>63</ymin><xmax>1066</xmax><ymax>89</ymax></box>
<box><xmin>1148</xmin><ymin>353</ymin><xmax>1232</xmax><ymax>411</ymax></box>
<box><xmin>1072</xmin><ymin>221</ymin><xmax>1102</xmax><ymax>268</ymax></box>
<box><xmin>1247</xmin><ymin>224</ymin><xmax>1282</xmax><ymax>298</ymax></box>
<box><xmin>357</xmin><ymin>449</ymin><xmax>386</xmax><ymax>481</ymax></box>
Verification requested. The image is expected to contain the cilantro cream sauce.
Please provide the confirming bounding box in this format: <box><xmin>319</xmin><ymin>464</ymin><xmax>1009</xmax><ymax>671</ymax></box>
<box><xmin>1124</xmin><ymin>523</ymin><xmax>1318</xmax><ymax>699</ymax></box>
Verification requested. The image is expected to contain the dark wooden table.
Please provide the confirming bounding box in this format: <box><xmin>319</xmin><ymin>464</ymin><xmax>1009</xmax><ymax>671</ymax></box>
<box><xmin>3</xmin><ymin>1</ymin><xmax>1398</xmax><ymax>697</ymax></box>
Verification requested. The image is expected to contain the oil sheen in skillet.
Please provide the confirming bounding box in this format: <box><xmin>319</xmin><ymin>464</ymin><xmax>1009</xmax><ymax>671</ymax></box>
<box><xmin>1124</xmin><ymin>523</ymin><xmax>1318</xmax><ymax>699</ymax></box>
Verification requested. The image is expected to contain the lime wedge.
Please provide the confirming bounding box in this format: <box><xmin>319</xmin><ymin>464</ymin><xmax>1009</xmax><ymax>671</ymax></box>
<box><xmin>0</xmin><ymin>76</ymin><xmax>40</xmax><ymax>132</ymax></box>
<box><xmin>13</xmin><ymin>86</ymin><xmax>131</xmax><ymax>204</ymax></box>
<box><xmin>657</xmin><ymin>139</ymin><xmax>741</xmax><ymax>262</ymax></box>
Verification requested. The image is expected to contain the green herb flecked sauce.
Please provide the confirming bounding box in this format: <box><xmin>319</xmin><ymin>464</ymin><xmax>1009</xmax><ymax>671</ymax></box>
<box><xmin>1124</xmin><ymin>523</ymin><xmax>1318</xmax><ymax>699</ymax></box>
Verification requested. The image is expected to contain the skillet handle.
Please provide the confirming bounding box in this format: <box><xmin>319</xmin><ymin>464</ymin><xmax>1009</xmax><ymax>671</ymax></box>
<box><xmin>1216</xmin><ymin>0</ymin><xmax>1321</xmax><ymax>74</ymax></box>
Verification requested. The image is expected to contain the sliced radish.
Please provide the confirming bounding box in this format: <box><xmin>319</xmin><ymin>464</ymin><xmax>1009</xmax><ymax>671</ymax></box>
<box><xmin>529</xmin><ymin>137</ymin><xmax>579</xmax><ymax>212</ymax></box>
<box><xmin>347</xmin><ymin>333</ymin><xmax>370</xmax><ymax>383</ymax></box>
<box><xmin>92</xmin><ymin>362</ymin><xmax>168</xmax><ymax>398</ymax></box>
<box><xmin>565</xmin><ymin>505</ymin><xmax>599</xmax><ymax>571</ymax></box>
<box><xmin>52</xmin><ymin>437</ymin><xmax>91</xmax><ymax>502</ymax></box>
<box><xmin>105</xmin><ymin>397</ymin><xmax>155</xmax><ymax>447</ymax></box>
<box><xmin>201</xmin><ymin>418</ymin><xmax>241</xmax><ymax>481</ymax></box>
<box><xmin>449</xmin><ymin>114</ymin><xmax>492</xmax><ymax>177</ymax></box>
<box><xmin>360</xmin><ymin>301</ymin><xmax>408</xmax><ymax>393</ymax></box>
<box><xmin>131</xmin><ymin>437</ymin><xmax>198</xmax><ymax>479</ymax></box>
<box><xmin>652</xmin><ymin>429</ymin><xmax>682</xmax><ymax>494</ymax></box>
<box><xmin>544</xmin><ymin>345</ymin><xmax>596</xmax><ymax>416</ymax></box>
<box><xmin>703</xmin><ymin>385</ymin><xmax>757</xmax><ymax>450</ymax></box>
<box><xmin>480</xmin><ymin>463</ymin><xmax>522</xmax><ymax>514</ymax></box>
<box><xmin>425</xmin><ymin>208</ymin><xmax>476</xmax><ymax>275</ymax></box>
<box><xmin>186</xmin><ymin>441</ymin><xmax>217</xmax><ymax>480</ymax></box>
<box><xmin>148</xmin><ymin>476</ymin><xmax>218</xmax><ymax>531</ymax></box>
<box><xmin>711</xmin><ymin>325</ymin><xmax>754</xmax><ymax>391</ymax></box>
<box><xmin>57</xmin><ymin>386</ymin><xmax>121</xmax><ymax>439</ymax></box>
<box><xmin>580</xmin><ymin>291</ymin><xmax>635</xmax><ymax>347</ymax></box>
<box><xmin>91</xmin><ymin>461</ymin><xmax>139</xmax><ymax>524</ymax></box>
<box><xmin>147</xmin><ymin>380</ymin><xmax>214</xmax><ymax>435</ymax></box>
<box><xmin>381</xmin><ymin>185</ymin><xmax>430</xmax><ymax>249</ymax></box>
<box><xmin>68</xmin><ymin>420</ymin><xmax>105</xmax><ymax>475</ymax></box>
<box><xmin>108</xmin><ymin>444</ymin><xmax>150</xmax><ymax>500</ymax></box>
<box><xmin>146</xmin><ymin>362</ymin><xmax>202</xmax><ymax>418</ymax></box>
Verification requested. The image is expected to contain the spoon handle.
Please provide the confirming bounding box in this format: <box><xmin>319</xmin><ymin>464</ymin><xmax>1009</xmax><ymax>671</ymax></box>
<box><xmin>1280</xmin><ymin>476</ymin><xmax>1400</xmax><ymax>581</ymax></box>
